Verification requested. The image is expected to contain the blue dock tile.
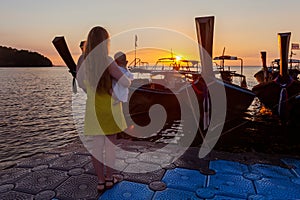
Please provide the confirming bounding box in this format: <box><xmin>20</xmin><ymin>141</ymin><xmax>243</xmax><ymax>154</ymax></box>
<box><xmin>281</xmin><ymin>158</ymin><xmax>300</xmax><ymax>177</ymax></box>
<box><xmin>291</xmin><ymin>177</ymin><xmax>300</xmax><ymax>185</ymax></box>
<box><xmin>213</xmin><ymin>195</ymin><xmax>246</xmax><ymax>200</ymax></box>
<box><xmin>208</xmin><ymin>173</ymin><xmax>255</xmax><ymax>199</ymax></box>
<box><xmin>254</xmin><ymin>177</ymin><xmax>300</xmax><ymax>199</ymax></box>
<box><xmin>209</xmin><ymin>160</ymin><xmax>249</xmax><ymax>175</ymax></box>
<box><xmin>196</xmin><ymin>187</ymin><xmax>216</xmax><ymax>199</ymax></box>
<box><xmin>99</xmin><ymin>181</ymin><xmax>154</xmax><ymax>200</ymax></box>
<box><xmin>247</xmin><ymin>194</ymin><xmax>270</xmax><ymax>200</ymax></box>
<box><xmin>162</xmin><ymin>168</ymin><xmax>206</xmax><ymax>192</ymax></box>
<box><xmin>153</xmin><ymin>188</ymin><xmax>200</xmax><ymax>200</ymax></box>
<box><xmin>250</xmin><ymin>164</ymin><xmax>294</xmax><ymax>179</ymax></box>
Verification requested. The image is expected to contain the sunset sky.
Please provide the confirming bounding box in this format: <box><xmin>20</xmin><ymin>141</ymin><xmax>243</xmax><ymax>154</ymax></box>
<box><xmin>1</xmin><ymin>0</ymin><xmax>300</xmax><ymax>66</ymax></box>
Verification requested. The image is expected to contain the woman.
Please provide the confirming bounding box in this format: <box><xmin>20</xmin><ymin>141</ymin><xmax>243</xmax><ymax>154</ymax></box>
<box><xmin>78</xmin><ymin>26</ymin><xmax>131</xmax><ymax>192</ymax></box>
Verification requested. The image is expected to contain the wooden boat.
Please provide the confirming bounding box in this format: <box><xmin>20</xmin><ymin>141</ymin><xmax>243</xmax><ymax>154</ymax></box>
<box><xmin>125</xmin><ymin>70</ymin><xmax>193</xmax><ymax>126</ymax></box>
<box><xmin>127</xmin><ymin>16</ymin><xmax>255</xmax><ymax>128</ymax></box>
<box><xmin>254</xmin><ymin>53</ymin><xmax>300</xmax><ymax>84</ymax></box>
<box><xmin>267</xmin><ymin>58</ymin><xmax>300</xmax><ymax>81</ymax></box>
<box><xmin>213</xmin><ymin>52</ymin><xmax>247</xmax><ymax>88</ymax></box>
<box><xmin>252</xmin><ymin>33</ymin><xmax>300</xmax><ymax>120</ymax></box>
<box><xmin>194</xmin><ymin>16</ymin><xmax>255</xmax><ymax>120</ymax></box>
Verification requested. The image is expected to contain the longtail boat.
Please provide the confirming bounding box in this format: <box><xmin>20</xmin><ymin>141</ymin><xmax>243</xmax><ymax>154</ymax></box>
<box><xmin>127</xmin><ymin>16</ymin><xmax>255</xmax><ymax>128</ymax></box>
<box><xmin>252</xmin><ymin>33</ymin><xmax>300</xmax><ymax>120</ymax></box>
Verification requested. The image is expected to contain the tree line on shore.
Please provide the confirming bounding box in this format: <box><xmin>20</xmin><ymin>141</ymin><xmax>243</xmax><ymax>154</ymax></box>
<box><xmin>0</xmin><ymin>46</ymin><xmax>52</xmax><ymax>67</ymax></box>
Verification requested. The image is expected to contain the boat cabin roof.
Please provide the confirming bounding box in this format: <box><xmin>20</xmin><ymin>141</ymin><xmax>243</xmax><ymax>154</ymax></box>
<box><xmin>273</xmin><ymin>59</ymin><xmax>300</xmax><ymax>64</ymax></box>
<box><xmin>213</xmin><ymin>55</ymin><xmax>239</xmax><ymax>60</ymax></box>
<box><xmin>156</xmin><ymin>57</ymin><xmax>199</xmax><ymax>64</ymax></box>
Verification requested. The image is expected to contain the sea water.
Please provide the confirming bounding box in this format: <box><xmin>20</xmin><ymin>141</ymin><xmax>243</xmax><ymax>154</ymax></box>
<box><xmin>0</xmin><ymin>67</ymin><xmax>78</xmax><ymax>169</ymax></box>
<box><xmin>0</xmin><ymin>66</ymin><xmax>268</xmax><ymax>169</ymax></box>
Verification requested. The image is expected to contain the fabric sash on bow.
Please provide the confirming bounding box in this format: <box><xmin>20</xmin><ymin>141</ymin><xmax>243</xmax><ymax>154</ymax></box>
<box><xmin>274</xmin><ymin>76</ymin><xmax>294</xmax><ymax>119</ymax></box>
<box><xmin>203</xmin><ymin>86</ymin><xmax>210</xmax><ymax>130</ymax></box>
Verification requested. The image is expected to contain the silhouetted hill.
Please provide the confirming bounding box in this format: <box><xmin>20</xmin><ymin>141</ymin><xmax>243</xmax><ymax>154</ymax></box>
<box><xmin>0</xmin><ymin>46</ymin><xmax>52</xmax><ymax>67</ymax></box>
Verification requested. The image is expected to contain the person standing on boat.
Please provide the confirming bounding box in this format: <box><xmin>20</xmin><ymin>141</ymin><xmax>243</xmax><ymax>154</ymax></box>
<box><xmin>112</xmin><ymin>51</ymin><xmax>134</xmax><ymax>103</ymax></box>
<box><xmin>78</xmin><ymin>26</ymin><xmax>131</xmax><ymax>192</ymax></box>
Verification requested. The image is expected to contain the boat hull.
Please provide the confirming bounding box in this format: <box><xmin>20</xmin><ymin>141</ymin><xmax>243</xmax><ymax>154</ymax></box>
<box><xmin>125</xmin><ymin>77</ymin><xmax>255</xmax><ymax>127</ymax></box>
<box><xmin>125</xmin><ymin>83</ymin><xmax>181</xmax><ymax>126</ymax></box>
<box><xmin>222</xmin><ymin>81</ymin><xmax>255</xmax><ymax>119</ymax></box>
<box><xmin>252</xmin><ymin>81</ymin><xmax>300</xmax><ymax>119</ymax></box>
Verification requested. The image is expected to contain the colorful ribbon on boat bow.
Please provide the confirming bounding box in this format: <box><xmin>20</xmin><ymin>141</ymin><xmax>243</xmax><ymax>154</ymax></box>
<box><xmin>274</xmin><ymin>75</ymin><xmax>294</xmax><ymax>119</ymax></box>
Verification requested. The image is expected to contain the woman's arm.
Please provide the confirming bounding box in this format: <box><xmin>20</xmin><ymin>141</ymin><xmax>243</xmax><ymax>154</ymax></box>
<box><xmin>108</xmin><ymin>60</ymin><xmax>131</xmax><ymax>88</ymax></box>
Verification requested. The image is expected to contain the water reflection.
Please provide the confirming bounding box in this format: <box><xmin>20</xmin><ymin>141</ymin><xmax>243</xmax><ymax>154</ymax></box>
<box><xmin>1</xmin><ymin>66</ymin><xmax>298</xmax><ymax>170</ymax></box>
<box><xmin>0</xmin><ymin>68</ymin><xmax>78</xmax><ymax>169</ymax></box>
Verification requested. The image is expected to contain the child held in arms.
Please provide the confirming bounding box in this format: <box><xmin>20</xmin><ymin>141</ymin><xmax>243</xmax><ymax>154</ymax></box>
<box><xmin>112</xmin><ymin>52</ymin><xmax>134</xmax><ymax>104</ymax></box>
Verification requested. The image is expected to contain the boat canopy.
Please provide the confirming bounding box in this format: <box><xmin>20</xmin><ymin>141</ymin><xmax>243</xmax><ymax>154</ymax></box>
<box><xmin>273</xmin><ymin>59</ymin><xmax>300</xmax><ymax>63</ymax></box>
<box><xmin>157</xmin><ymin>57</ymin><xmax>176</xmax><ymax>62</ymax></box>
<box><xmin>155</xmin><ymin>57</ymin><xmax>200</xmax><ymax>67</ymax></box>
<box><xmin>213</xmin><ymin>55</ymin><xmax>238</xmax><ymax>60</ymax></box>
<box><xmin>180</xmin><ymin>60</ymin><xmax>199</xmax><ymax>65</ymax></box>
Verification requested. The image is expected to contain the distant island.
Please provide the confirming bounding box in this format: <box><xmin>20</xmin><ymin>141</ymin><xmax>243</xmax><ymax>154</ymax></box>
<box><xmin>0</xmin><ymin>46</ymin><xmax>52</xmax><ymax>67</ymax></box>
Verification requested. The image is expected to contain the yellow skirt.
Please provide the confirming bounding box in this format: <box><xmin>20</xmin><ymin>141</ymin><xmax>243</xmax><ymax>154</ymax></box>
<box><xmin>84</xmin><ymin>91</ymin><xmax>127</xmax><ymax>136</ymax></box>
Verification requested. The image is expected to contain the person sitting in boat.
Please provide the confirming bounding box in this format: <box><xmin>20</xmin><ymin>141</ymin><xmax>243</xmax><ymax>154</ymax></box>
<box><xmin>254</xmin><ymin>70</ymin><xmax>265</xmax><ymax>84</ymax></box>
<box><xmin>112</xmin><ymin>51</ymin><xmax>134</xmax><ymax>103</ymax></box>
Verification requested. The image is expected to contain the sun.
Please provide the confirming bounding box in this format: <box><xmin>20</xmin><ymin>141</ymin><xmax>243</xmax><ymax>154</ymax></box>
<box><xmin>175</xmin><ymin>56</ymin><xmax>182</xmax><ymax>61</ymax></box>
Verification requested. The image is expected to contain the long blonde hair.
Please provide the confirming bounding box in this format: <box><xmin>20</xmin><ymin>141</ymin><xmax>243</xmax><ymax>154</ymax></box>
<box><xmin>84</xmin><ymin>26</ymin><xmax>111</xmax><ymax>94</ymax></box>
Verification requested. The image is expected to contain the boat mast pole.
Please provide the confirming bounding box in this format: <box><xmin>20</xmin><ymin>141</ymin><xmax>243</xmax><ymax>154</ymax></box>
<box><xmin>195</xmin><ymin>16</ymin><xmax>215</xmax><ymax>78</ymax></box>
<box><xmin>134</xmin><ymin>48</ymin><xmax>136</xmax><ymax>67</ymax></box>
<box><xmin>134</xmin><ymin>35</ymin><xmax>137</xmax><ymax>67</ymax></box>
<box><xmin>238</xmin><ymin>58</ymin><xmax>243</xmax><ymax>75</ymax></box>
<box><xmin>278</xmin><ymin>32</ymin><xmax>291</xmax><ymax>79</ymax></box>
<box><xmin>290</xmin><ymin>51</ymin><xmax>293</xmax><ymax>69</ymax></box>
<box><xmin>260</xmin><ymin>51</ymin><xmax>268</xmax><ymax>82</ymax></box>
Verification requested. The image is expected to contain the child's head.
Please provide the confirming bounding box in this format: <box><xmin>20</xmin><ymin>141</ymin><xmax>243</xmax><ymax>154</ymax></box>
<box><xmin>79</xmin><ymin>41</ymin><xmax>86</xmax><ymax>52</ymax></box>
<box><xmin>114</xmin><ymin>51</ymin><xmax>128</xmax><ymax>68</ymax></box>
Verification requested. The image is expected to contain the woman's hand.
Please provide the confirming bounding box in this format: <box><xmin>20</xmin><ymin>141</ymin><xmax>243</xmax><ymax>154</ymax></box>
<box><xmin>108</xmin><ymin>60</ymin><xmax>131</xmax><ymax>88</ymax></box>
